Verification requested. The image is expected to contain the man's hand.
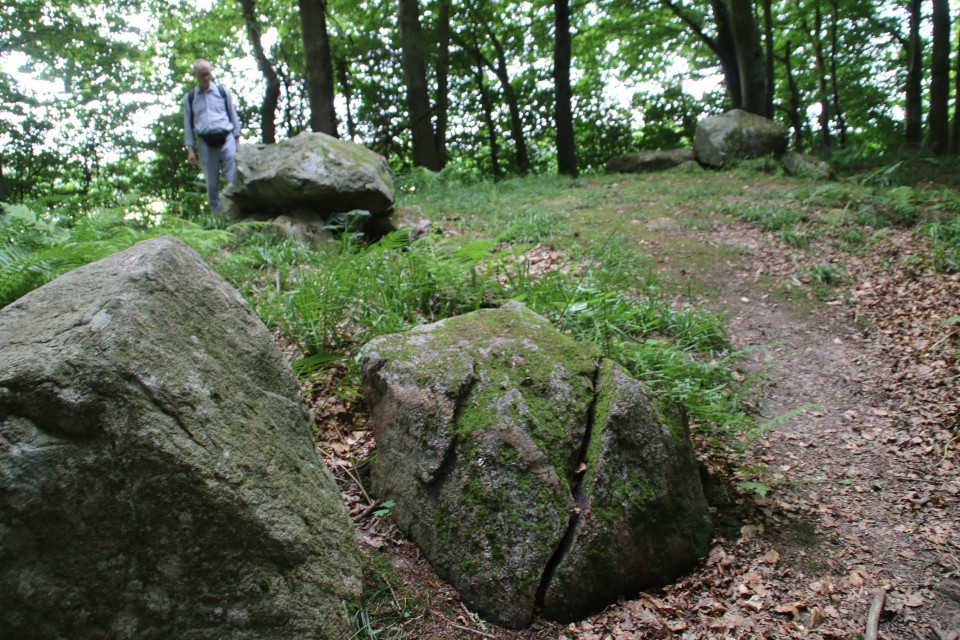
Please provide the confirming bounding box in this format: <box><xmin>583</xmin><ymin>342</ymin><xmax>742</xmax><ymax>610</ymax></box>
<box><xmin>187</xmin><ymin>147</ymin><xmax>198</xmax><ymax>165</ymax></box>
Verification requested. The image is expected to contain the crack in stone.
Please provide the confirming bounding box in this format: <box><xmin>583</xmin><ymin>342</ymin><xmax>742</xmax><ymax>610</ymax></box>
<box><xmin>533</xmin><ymin>358</ymin><xmax>603</xmax><ymax>611</ymax></box>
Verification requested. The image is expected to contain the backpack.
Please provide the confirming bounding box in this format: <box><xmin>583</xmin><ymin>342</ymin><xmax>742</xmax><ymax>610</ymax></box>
<box><xmin>186</xmin><ymin>84</ymin><xmax>238</xmax><ymax>139</ymax></box>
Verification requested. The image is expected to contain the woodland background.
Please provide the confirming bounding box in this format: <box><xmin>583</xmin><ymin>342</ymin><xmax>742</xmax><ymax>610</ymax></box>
<box><xmin>0</xmin><ymin>0</ymin><xmax>954</xmax><ymax>208</ymax></box>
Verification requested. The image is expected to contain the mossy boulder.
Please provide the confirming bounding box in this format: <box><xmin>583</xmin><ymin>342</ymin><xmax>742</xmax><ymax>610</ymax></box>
<box><xmin>779</xmin><ymin>151</ymin><xmax>835</xmax><ymax>180</ymax></box>
<box><xmin>694</xmin><ymin>109</ymin><xmax>789</xmax><ymax>167</ymax></box>
<box><xmin>361</xmin><ymin>302</ymin><xmax>711</xmax><ymax>628</ymax></box>
<box><xmin>223</xmin><ymin>131</ymin><xmax>394</xmax><ymax>219</ymax></box>
<box><xmin>605</xmin><ymin>148</ymin><xmax>695</xmax><ymax>173</ymax></box>
<box><xmin>0</xmin><ymin>237</ymin><xmax>363</xmax><ymax>639</ymax></box>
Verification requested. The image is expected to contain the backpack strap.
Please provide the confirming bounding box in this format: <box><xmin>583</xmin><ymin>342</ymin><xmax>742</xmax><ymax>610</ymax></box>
<box><xmin>187</xmin><ymin>86</ymin><xmax>197</xmax><ymax>132</ymax></box>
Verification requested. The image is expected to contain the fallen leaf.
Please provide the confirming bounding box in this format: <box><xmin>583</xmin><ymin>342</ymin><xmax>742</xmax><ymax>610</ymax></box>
<box><xmin>811</xmin><ymin>608</ymin><xmax>826</xmax><ymax>629</ymax></box>
<box><xmin>904</xmin><ymin>592</ymin><xmax>924</xmax><ymax>607</ymax></box>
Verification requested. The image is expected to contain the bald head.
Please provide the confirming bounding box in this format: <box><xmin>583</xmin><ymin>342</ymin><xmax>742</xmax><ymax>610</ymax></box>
<box><xmin>193</xmin><ymin>59</ymin><xmax>212</xmax><ymax>90</ymax></box>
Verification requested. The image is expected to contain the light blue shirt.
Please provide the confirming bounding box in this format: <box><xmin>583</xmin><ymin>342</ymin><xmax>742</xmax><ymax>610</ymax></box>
<box><xmin>183</xmin><ymin>84</ymin><xmax>241</xmax><ymax>147</ymax></box>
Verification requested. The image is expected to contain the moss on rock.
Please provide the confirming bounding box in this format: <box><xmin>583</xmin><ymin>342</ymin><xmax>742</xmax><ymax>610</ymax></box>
<box><xmin>362</xmin><ymin>302</ymin><xmax>710</xmax><ymax>629</ymax></box>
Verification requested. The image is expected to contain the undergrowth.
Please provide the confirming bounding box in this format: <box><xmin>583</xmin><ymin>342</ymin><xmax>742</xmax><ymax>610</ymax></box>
<box><xmin>0</xmin><ymin>199</ymin><xmax>230</xmax><ymax>307</ymax></box>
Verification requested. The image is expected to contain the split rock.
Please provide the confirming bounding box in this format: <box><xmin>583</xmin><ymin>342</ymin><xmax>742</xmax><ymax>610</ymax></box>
<box><xmin>605</xmin><ymin>148</ymin><xmax>695</xmax><ymax>174</ymax></box>
<box><xmin>224</xmin><ymin>131</ymin><xmax>394</xmax><ymax>218</ymax></box>
<box><xmin>0</xmin><ymin>237</ymin><xmax>363</xmax><ymax>639</ymax></box>
<box><xmin>361</xmin><ymin>302</ymin><xmax>711</xmax><ymax>628</ymax></box>
<box><xmin>694</xmin><ymin>109</ymin><xmax>789</xmax><ymax>167</ymax></box>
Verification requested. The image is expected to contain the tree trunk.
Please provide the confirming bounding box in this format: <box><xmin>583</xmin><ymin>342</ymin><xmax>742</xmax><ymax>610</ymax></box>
<box><xmin>435</xmin><ymin>0</ymin><xmax>450</xmax><ymax>168</ymax></box>
<box><xmin>781</xmin><ymin>40</ymin><xmax>804</xmax><ymax>152</ymax></box>
<box><xmin>727</xmin><ymin>0</ymin><xmax>766</xmax><ymax>115</ymax></box>
<box><xmin>663</xmin><ymin>0</ymin><xmax>741</xmax><ymax>110</ymax></box>
<box><xmin>488</xmin><ymin>29</ymin><xmax>530</xmax><ymax>175</ymax></box>
<box><xmin>905</xmin><ymin>0</ymin><xmax>924</xmax><ymax>148</ymax></box>
<box><xmin>762</xmin><ymin>0</ymin><xmax>774</xmax><ymax>118</ymax></box>
<box><xmin>298</xmin><ymin>0</ymin><xmax>338</xmax><ymax>136</ymax></box>
<box><xmin>336</xmin><ymin>57</ymin><xmax>357</xmax><ymax>141</ymax></box>
<box><xmin>927</xmin><ymin>0</ymin><xmax>951</xmax><ymax>155</ymax></box>
<box><xmin>829</xmin><ymin>0</ymin><xmax>846</xmax><ymax>147</ymax></box>
<box><xmin>473</xmin><ymin>62</ymin><xmax>501</xmax><ymax>179</ymax></box>
<box><xmin>810</xmin><ymin>7</ymin><xmax>831</xmax><ymax>148</ymax></box>
<box><xmin>952</xmin><ymin>19</ymin><xmax>960</xmax><ymax>153</ymax></box>
<box><xmin>398</xmin><ymin>0</ymin><xmax>442</xmax><ymax>170</ymax></box>
<box><xmin>238</xmin><ymin>0</ymin><xmax>281</xmax><ymax>143</ymax></box>
<box><xmin>711</xmin><ymin>0</ymin><xmax>742</xmax><ymax>110</ymax></box>
<box><xmin>0</xmin><ymin>153</ymin><xmax>7</xmax><ymax>203</ymax></box>
<box><xmin>554</xmin><ymin>0</ymin><xmax>577</xmax><ymax>177</ymax></box>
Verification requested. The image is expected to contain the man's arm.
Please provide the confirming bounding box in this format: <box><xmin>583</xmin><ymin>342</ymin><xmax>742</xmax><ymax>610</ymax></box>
<box><xmin>184</xmin><ymin>92</ymin><xmax>198</xmax><ymax>165</ymax></box>
<box><xmin>225</xmin><ymin>89</ymin><xmax>241</xmax><ymax>141</ymax></box>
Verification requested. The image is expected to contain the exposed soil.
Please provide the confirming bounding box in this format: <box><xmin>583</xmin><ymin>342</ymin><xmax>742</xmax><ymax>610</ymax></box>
<box><xmin>304</xmin><ymin>172</ymin><xmax>960</xmax><ymax>640</ymax></box>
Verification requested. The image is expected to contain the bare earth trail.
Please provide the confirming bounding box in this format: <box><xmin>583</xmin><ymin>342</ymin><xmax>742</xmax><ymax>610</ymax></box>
<box><xmin>618</xmin><ymin>214</ymin><xmax>960</xmax><ymax>640</ymax></box>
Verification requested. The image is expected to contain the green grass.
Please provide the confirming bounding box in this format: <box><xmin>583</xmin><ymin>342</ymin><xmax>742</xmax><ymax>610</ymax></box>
<box><xmin>918</xmin><ymin>215</ymin><xmax>960</xmax><ymax>272</ymax></box>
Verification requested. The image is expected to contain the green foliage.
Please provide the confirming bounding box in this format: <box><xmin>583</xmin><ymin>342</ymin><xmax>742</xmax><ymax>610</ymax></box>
<box><xmin>918</xmin><ymin>216</ymin><xmax>960</xmax><ymax>273</ymax></box>
<box><xmin>726</xmin><ymin>203</ymin><xmax>817</xmax><ymax>247</ymax></box>
<box><xmin>800</xmin><ymin>263</ymin><xmax>849</xmax><ymax>286</ymax></box>
<box><xmin>0</xmin><ymin>198</ymin><xmax>231</xmax><ymax>307</ymax></box>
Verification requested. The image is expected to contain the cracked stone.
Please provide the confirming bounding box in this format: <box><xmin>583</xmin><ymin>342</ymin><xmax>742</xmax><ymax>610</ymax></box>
<box><xmin>361</xmin><ymin>301</ymin><xmax>712</xmax><ymax>628</ymax></box>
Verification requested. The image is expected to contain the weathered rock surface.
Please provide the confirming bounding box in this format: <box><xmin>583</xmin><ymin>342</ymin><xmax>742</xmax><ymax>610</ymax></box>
<box><xmin>694</xmin><ymin>109</ymin><xmax>789</xmax><ymax>167</ymax></box>
<box><xmin>780</xmin><ymin>151</ymin><xmax>835</xmax><ymax>180</ymax></box>
<box><xmin>605</xmin><ymin>148</ymin><xmax>695</xmax><ymax>173</ymax></box>
<box><xmin>0</xmin><ymin>237</ymin><xmax>363</xmax><ymax>639</ymax></box>
<box><xmin>224</xmin><ymin>131</ymin><xmax>394</xmax><ymax>218</ymax></box>
<box><xmin>361</xmin><ymin>302</ymin><xmax>711</xmax><ymax>628</ymax></box>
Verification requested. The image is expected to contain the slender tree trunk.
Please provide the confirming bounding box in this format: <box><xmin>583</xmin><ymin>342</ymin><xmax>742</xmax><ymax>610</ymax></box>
<box><xmin>0</xmin><ymin>153</ymin><xmax>7</xmax><ymax>203</ymax></box>
<box><xmin>398</xmin><ymin>0</ymin><xmax>442</xmax><ymax>170</ymax></box>
<box><xmin>762</xmin><ymin>0</ymin><xmax>774</xmax><ymax>118</ymax></box>
<box><xmin>336</xmin><ymin>58</ymin><xmax>356</xmax><ymax>141</ymax></box>
<box><xmin>709</xmin><ymin>0</ymin><xmax>742</xmax><ymax>110</ymax></box>
<box><xmin>782</xmin><ymin>40</ymin><xmax>804</xmax><ymax>152</ymax></box>
<box><xmin>238</xmin><ymin>0</ymin><xmax>281</xmax><ymax>143</ymax></box>
<box><xmin>829</xmin><ymin>0</ymin><xmax>846</xmax><ymax>147</ymax></box>
<box><xmin>298</xmin><ymin>0</ymin><xmax>338</xmax><ymax>136</ymax></box>
<box><xmin>727</xmin><ymin>0</ymin><xmax>766</xmax><ymax>115</ymax></box>
<box><xmin>554</xmin><ymin>0</ymin><xmax>577</xmax><ymax>176</ymax></box>
<box><xmin>809</xmin><ymin>7</ymin><xmax>831</xmax><ymax>148</ymax></box>
<box><xmin>435</xmin><ymin>0</ymin><xmax>450</xmax><ymax>168</ymax></box>
<box><xmin>927</xmin><ymin>0</ymin><xmax>951</xmax><ymax>155</ymax></box>
<box><xmin>473</xmin><ymin>62</ymin><xmax>501</xmax><ymax>179</ymax></box>
<box><xmin>488</xmin><ymin>30</ymin><xmax>530</xmax><ymax>175</ymax></box>
<box><xmin>905</xmin><ymin>0</ymin><xmax>924</xmax><ymax>148</ymax></box>
<box><xmin>952</xmin><ymin>19</ymin><xmax>960</xmax><ymax>153</ymax></box>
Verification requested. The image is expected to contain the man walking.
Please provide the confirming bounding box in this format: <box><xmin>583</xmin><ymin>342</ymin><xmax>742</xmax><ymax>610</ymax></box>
<box><xmin>184</xmin><ymin>59</ymin><xmax>241</xmax><ymax>215</ymax></box>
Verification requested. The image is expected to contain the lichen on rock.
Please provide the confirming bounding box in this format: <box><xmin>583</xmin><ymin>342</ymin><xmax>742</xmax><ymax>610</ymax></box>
<box><xmin>0</xmin><ymin>236</ymin><xmax>363</xmax><ymax>640</ymax></box>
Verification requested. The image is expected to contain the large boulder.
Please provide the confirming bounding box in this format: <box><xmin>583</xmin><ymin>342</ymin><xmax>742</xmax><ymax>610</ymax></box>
<box><xmin>605</xmin><ymin>148</ymin><xmax>695</xmax><ymax>174</ymax></box>
<box><xmin>780</xmin><ymin>151</ymin><xmax>835</xmax><ymax>180</ymax></box>
<box><xmin>694</xmin><ymin>109</ymin><xmax>789</xmax><ymax>167</ymax></box>
<box><xmin>361</xmin><ymin>302</ymin><xmax>711</xmax><ymax>628</ymax></box>
<box><xmin>0</xmin><ymin>237</ymin><xmax>363</xmax><ymax>639</ymax></box>
<box><xmin>224</xmin><ymin>131</ymin><xmax>394</xmax><ymax>219</ymax></box>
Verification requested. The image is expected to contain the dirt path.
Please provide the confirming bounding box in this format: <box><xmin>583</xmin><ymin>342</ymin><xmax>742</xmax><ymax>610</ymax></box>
<box><xmin>645</xmin><ymin>218</ymin><xmax>960</xmax><ymax>639</ymax></box>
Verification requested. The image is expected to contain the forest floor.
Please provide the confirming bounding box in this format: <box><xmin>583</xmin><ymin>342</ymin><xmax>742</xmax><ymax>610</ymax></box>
<box><xmin>305</xmin><ymin>165</ymin><xmax>960</xmax><ymax>640</ymax></box>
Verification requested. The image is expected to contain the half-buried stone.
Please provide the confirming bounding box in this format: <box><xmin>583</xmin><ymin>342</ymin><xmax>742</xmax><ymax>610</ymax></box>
<box><xmin>361</xmin><ymin>301</ymin><xmax>711</xmax><ymax>628</ymax></box>
<box><xmin>0</xmin><ymin>237</ymin><xmax>363</xmax><ymax>639</ymax></box>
